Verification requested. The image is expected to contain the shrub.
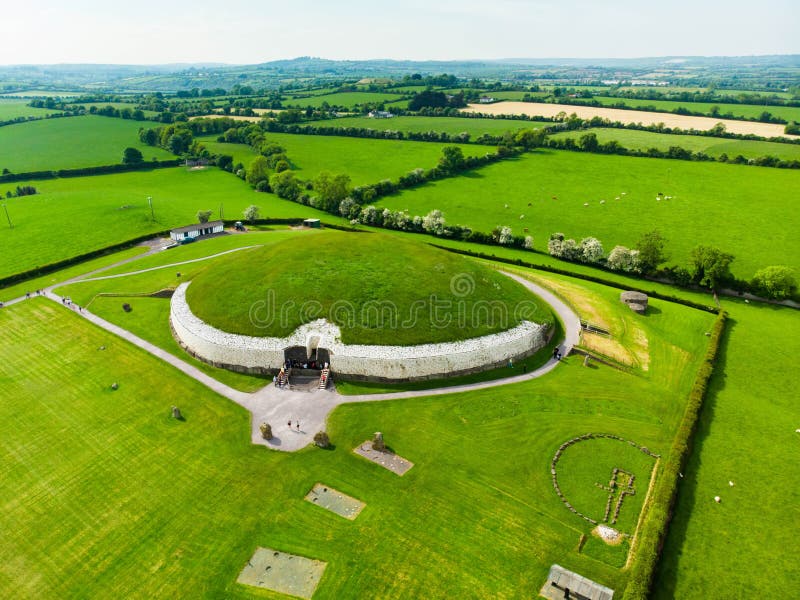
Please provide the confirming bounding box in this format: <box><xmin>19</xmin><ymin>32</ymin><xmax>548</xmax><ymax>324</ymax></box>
<box><xmin>607</xmin><ymin>245</ymin><xmax>641</xmax><ymax>273</ymax></box>
<box><xmin>750</xmin><ymin>265</ymin><xmax>797</xmax><ymax>299</ymax></box>
<box><xmin>313</xmin><ymin>431</ymin><xmax>330</xmax><ymax>448</ymax></box>
<box><xmin>579</xmin><ymin>237</ymin><xmax>604</xmax><ymax>263</ymax></box>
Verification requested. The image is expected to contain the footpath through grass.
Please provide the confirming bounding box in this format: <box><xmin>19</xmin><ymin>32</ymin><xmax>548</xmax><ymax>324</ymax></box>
<box><xmin>0</xmin><ymin>280</ymin><xmax>711</xmax><ymax>597</ymax></box>
<box><xmin>0</xmin><ymin>167</ymin><xmax>340</xmax><ymax>280</ymax></box>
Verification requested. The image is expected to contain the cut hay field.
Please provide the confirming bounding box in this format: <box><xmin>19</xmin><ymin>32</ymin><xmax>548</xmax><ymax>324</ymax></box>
<box><xmin>590</xmin><ymin>96</ymin><xmax>800</xmax><ymax>124</ymax></box>
<box><xmin>374</xmin><ymin>150</ymin><xmax>800</xmax><ymax>278</ymax></box>
<box><xmin>0</xmin><ymin>115</ymin><xmax>175</xmax><ymax>172</ymax></box>
<box><xmin>0</xmin><ymin>167</ymin><xmax>337</xmax><ymax>279</ymax></box>
<box><xmin>0</xmin><ymin>99</ymin><xmax>57</xmax><ymax>120</ymax></box>
<box><xmin>282</xmin><ymin>91</ymin><xmax>405</xmax><ymax>108</ymax></box>
<box><xmin>199</xmin><ymin>133</ymin><xmax>481</xmax><ymax>185</ymax></box>
<box><xmin>463</xmin><ymin>102</ymin><xmax>799</xmax><ymax>139</ymax></box>
<box><xmin>549</xmin><ymin>128</ymin><xmax>800</xmax><ymax>160</ymax></box>
<box><xmin>0</xmin><ymin>256</ymin><xmax>714</xmax><ymax>597</ymax></box>
<box><xmin>307</xmin><ymin>115</ymin><xmax>550</xmax><ymax>137</ymax></box>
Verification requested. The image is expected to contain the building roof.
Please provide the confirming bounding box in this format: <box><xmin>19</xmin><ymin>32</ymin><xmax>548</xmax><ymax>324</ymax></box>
<box><xmin>541</xmin><ymin>565</ymin><xmax>614</xmax><ymax>600</ymax></box>
<box><xmin>170</xmin><ymin>220</ymin><xmax>224</xmax><ymax>234</ymax></box>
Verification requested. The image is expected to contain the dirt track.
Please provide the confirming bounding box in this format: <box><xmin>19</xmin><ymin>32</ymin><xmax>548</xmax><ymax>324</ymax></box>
<box><xmin>463</xmin><ymin>102</ymin><xmax>799</xmax><ymax>139</ymax></box>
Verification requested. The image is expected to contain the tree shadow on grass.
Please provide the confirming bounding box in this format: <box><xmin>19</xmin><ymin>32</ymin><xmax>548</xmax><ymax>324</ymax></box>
<box><xmin>649</xmin><ymin>316</ymin><xmax>735</xmax><ymax>598</ymax></box>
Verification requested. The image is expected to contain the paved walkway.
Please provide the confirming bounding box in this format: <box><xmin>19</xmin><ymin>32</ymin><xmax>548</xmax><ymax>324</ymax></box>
<box><xmin>5</xmin><ymin>243</ymin><xmax>580</xmax><ymax>452</ymax></box>
<box><xmin>32</xmin><ymin>270</ymin><xmax>580</xmax><ymax>452</ymax></box>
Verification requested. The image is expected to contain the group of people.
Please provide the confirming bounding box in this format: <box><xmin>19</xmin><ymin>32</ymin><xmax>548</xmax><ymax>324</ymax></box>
<box><xmin>284</xmin><ymin>358</ymin><xmax>328</xmax><ymax>370</ymax></box>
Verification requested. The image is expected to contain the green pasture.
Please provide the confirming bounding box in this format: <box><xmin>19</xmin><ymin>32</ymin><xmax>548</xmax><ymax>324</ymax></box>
<box><xmin>0</xmin><ymin>115</ymin><xmax>175</xmax><ymax>173</ymax></box>
<box><xmin>0</xmin><ymin>167</ymin><xmax>338</xmax><ymax>279</ymax></box>
<box><xmin>653</xmin><ymin>300</ymin><xmax>800</xmax><ymax>597</ymax></box>
<box><xmin>200</xmin><ymin>132</ymin><xmax>481</xmax><ymax>186</ymax></box>
<box><xmin>0</xmin><ymin>99</ymin><xmax>57</xmax><ymax>120</ymax></box>
<box><xmin>591</xmin><ymin>96</ymin><xmax>800</xmax><ymax>123</ymax></box>
<box><xmin>0</xmin><ymin>254</ymin><xmax>713</xmax><ymax>597</ymax></box>
<box><xmin>282</xmin><ymin>91</ymin><xmax>405</xmax><ymax>109</ymax></box>
<box><xmin>549</xmin><ymin>128</ymin><xmax>800</xmax><ymax>160</ymax></box>
<box><xmin>375</xmin><ymin>150</ymin><xmax>800</xmax><ymax>278</ymax></box>
<box><xmin>309</xmin><ymin>115</ymin><xmax>550</xmax><ymax>137</ymax></box>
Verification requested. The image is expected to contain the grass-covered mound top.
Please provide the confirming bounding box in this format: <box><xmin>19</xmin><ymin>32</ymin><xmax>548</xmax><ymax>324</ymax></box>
<box><xmin>186</xmin><ymin>231</ymin><xmax>548</xmax><ymax>345</ymax></box>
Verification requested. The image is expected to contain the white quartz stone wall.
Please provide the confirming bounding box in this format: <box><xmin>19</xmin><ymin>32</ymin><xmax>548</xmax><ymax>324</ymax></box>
<box><xmin>170</xmin><ymin>282</ymin><xmax>549</xmax><ymax>380</ymax></box>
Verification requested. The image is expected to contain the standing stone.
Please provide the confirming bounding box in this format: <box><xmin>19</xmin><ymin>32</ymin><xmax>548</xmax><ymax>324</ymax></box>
<box><xmin>372</xmin><ymin>431</ymin><xmax>386</xmax><ymax>452</ymax></box>
<box><xmin>171</xmin><ymin>406</ymin><xmax>182</xmax><ymax>420</ymax></box>
<box><xmin>111</xmin><ymin>382</ymin><xmax>119</xmax><ymax>390</ymax></box>
<box><xmin>259</xmin><ymin>422</ymin><xmax>273</xmax><ymax>440</ymax></box>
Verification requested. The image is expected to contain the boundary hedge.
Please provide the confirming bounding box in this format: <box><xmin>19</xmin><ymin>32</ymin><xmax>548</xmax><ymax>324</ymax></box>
<box><xmin>0</xmin><ymin>159</ymin><xmax>182</xmax><ymax>184</ymax></box>
<box><xmin>623</xmin><ymin>310</ymin><xmax>728</xmax><ymax>599</ymax></box>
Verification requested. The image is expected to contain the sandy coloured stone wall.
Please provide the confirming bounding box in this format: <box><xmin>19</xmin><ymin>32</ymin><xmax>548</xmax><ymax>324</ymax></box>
<box><xmin>170</xmin><ymin>282</ymin><xmax>549</xmax><ymax>381</ymax></box>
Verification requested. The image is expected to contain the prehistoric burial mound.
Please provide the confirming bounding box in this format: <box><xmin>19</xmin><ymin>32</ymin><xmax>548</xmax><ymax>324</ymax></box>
<box><xmin>172</xmin><ymin>231</ymin><xmax>553</xmax><ymax>381</ymax></box>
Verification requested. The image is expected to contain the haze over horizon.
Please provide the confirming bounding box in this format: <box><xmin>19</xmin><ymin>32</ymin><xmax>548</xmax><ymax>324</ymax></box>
<box><xmin>3</xmin><ymin>0</ymin><xmax>798</xmax><ymax>66</ymax></box>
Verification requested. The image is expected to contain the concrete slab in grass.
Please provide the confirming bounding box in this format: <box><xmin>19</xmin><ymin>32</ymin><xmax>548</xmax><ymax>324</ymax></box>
<box><xmin>237</xmin><ymin>547</ymin><xmax>327</xmax><ymax>599</ymax></box>
<box><xmin>353</xmin><ymin>440</ymin><xmax>414</xmax><ymax>476</ymax></box>
<box><xmin>305</xmin><ymin>482</ymin><xmax>365</xmax><ymax>520</ymax></box>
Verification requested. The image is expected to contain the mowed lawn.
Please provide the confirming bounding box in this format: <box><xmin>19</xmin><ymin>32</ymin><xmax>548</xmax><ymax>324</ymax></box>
<box><xmin>0</xmin><ymin>115</ymin><xmax>175</xmax><ymax>173</ymax></box>
<box><xmin>549</xmin><ymin>128</ymin><xmax>800</xmax><ymax>161</ymax></box>
<box><xmin>0</xmin><ymin>268</ymin><xmax>713</xmax><ymax>597</ymax></box>
<box><xmin>200</xmin><ymin>133</ymin><xmax>482</xmax><ymax>185</ymax></box>
<box><xmin>375</xmin><ymin>150</ymin><xmax>800</xmax><ymax>278</ymax></box>
<box><xmin>653</xmin><ymin>300</ymin><xmax>800</xmax><ymax>597</ymax></box>
<box><xmin>308</xmin><ymin>115</ymin><xmax>550</xmax><ymax>137</ymax></box>
<box><xmin>0</xmin><ymin>167</ymin><xmax>338</xmax><ymax>279</ymax></box>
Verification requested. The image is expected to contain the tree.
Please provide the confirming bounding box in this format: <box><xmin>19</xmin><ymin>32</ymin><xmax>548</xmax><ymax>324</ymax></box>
<box><xmin>579</xmin><ymin>237</ymin><xmax>604</xmax><ymax>263</ymax></box>
<box><xmin>607</xmin><ymin>245</ymin><xmax>641</xmax><ymax>273</ymax></box>
<box><xmin>514</xmin><ymin>128</ymin><xmax>546</xmax><ymax>149</ymax></box>
<box><xmin>196</xmin><ymin>210</ymin><xmax>213</xmax><ymax>223</ymax></box>
<box><xmin>751</xmin><ymin>266</ymin><xmax>797</xmax><ymax>299</ymax></box>
<box><xmin>269</xmin><ymin>171</ymin><xmax>300</xmax><ymax>200</ymax></box>
<box><xmin>313</xmin><ymin>171</ymin><xmax>351</xmax><ymax>212</ymax></box>
<box><xmin>246</xmin><ymin>156</ymin><xmax>269</xmax><ymax>185</ymax></box>
<box><xmin>439</xmin><ymin>146</ymin><xmax>465</xmax><ymax>173</ymax></box>
<box><xmin>243</xmin><ymin>205</ymin><xmax>260</xmax><ymax>222</ymax></box>
<box><xmin>690</xmin><ymin>245</ymin><xmax>735</xmax><ymax>290</ymax></box>
<box><xmin>122</xmin><ymin>147</ymin><xmax>143</xmax><ymax>164</ymax></box>
<box><xmin>579</xmin><ymin>132</ymin><xmax>599</xmax><ymax>152</ymax></box>
<box><xmin>636</xmin><ymin>230</ymin><xmax>668</xmax><ymax>274</ymax></box>
<box><xmin>421</xmin><ymin>209</ymin><xmax>446</xmax><ymax>235</ymax></box>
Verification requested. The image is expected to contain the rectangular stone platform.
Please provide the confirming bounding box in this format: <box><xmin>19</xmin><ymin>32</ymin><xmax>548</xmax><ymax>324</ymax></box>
<box><xmin>353</xmin><ymin>440</ymin><xmax>414</xmax><ymax>476</ymax></box>
<box><xmin>237</xmin><ymin>547</ymin><xmax>327</xmax><ymax>599</ymax></box>
<box><xmin>305</xmin><ymin>483</ymin><xmax>365</xmax><ymax>520</ymax></box>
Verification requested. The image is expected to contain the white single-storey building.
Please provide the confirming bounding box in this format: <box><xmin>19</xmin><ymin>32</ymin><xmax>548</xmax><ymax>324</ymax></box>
<box><xmin>170</xmin><ymin>220</ymin><xmax>224</xmax><ymax>242</ymax></box>
<box><xmin>368</xmin><ymin>111</ymin><xmax>394</xmax><ymax>119</ymax></box>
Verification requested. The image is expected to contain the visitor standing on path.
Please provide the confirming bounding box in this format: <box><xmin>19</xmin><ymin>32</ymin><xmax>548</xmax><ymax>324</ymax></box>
<box><xmin>296</xmin><ymin>421</ymin><xmax>301</xmax><ymax>432</ymax></box>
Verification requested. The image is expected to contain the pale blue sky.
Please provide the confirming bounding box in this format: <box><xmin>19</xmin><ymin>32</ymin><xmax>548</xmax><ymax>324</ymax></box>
<box><xmin>2</xmin><ymin>0</ymin><xmax>798</xmax><ymax>64</ymax></box>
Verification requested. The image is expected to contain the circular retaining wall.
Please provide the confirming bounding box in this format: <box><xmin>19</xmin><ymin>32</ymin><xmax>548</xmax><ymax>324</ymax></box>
<box><xmin>170</xmin><ymin>282</ymin><xmax>550</xmax><ymax>382</ymax></box>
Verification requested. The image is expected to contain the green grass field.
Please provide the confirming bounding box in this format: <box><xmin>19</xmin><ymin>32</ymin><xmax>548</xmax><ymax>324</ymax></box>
<box><xmin>307</xmin><ymin>115</ymin><xmax>550</xmax><ymax>137</ymax></box>
<box><xmin>0</xmin><ymin>167</ymin><xmax>339</xmax><ymax>279</ymax></box>
<box><xmin>653</xmin><ymin>299</ymin><xmax>800</xmax><ymax>597</ymax></box>
<box><xmin>0</xmin><ymin>99</ymin><xmax>57</xmax><ymax>120</ymax></box>
<box><xmin>375</xmin><ymin>150</ymin><xmax>800</xmax><ymax>278</ymax></box>
<box><xmin>591</xmin><ymin>96</ymin><xmax>800</xmax><ymax>123</ymax></box>
<box><xmin>282</xmin><ymin>91</ymin><xmax>406</xmax><ymax>109</ymax></box>
<box><xmin>549</xmin><ymin>128</ymin><xmax>800</xmax><ymax>160</ymax></box>
<box><xmin>185</xmin><ymin>231</ymin><xmax>546</xmax><ymax>344</ymax></box>
<box><xmin>0</xmin><ymin>115</ymin><xmax>175</xmax><ymax>172</ymax></box>
<box><xmin>0</xmin><ymin>254</ymin><xmax>714</xmax><ymax>597</ymax></box>
<box><xmin>199</xmin><ymin>132</ymin><xmax>482</xmax><ymax>186</ymax></box>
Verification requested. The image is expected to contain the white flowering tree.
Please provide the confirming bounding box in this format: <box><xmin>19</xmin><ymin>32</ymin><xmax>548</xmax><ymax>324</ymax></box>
<box><xmin>499</xmin><ymin>226</ymin><xmax>513</xmax><ymax>245</ymax></box>
<box><xmin>579</xmin><ymin>237</ymin><xmax>605</xmax><ymax>263</ymax></box>
<box><xmin>523</xmin><ymin>235</ymin><xmax>534</xmax><ymax>250</ymax></box>
<box><xmin>547</xmin><ymin>233</ymin><xmax>565</xmax><ymax>257</ymax></box>
<box><xmin>607</xmin><ymin>245</ymin><xmax>642</xmax><ymax>273</ymax></box>
<box><xmin>422</xmin><ymin>209</ymin><xmax>446</xmax><ymax>235</ymax></box>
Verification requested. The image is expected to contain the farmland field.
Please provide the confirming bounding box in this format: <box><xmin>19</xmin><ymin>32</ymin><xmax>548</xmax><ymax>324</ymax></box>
<box><xmin>464</xmin><ymin>102</ymin><xmax>798</xmax><ymax>139</ymax></box>
<box><xmin>281</xmin><ymin>91</ymin><xmax>406</xmax><ymax>108</ymax></box>
<box><xmin>0</xmin><ymin>115</ymin><xmax>175</xmax><ymax>172</ymax></box>
<box><xmin>0</xmin><ymin>99</ymin><xmax>58</xmax><ymax>120</ymax></box>
<box><xmin>549</xmin><ymin>128</ymin><xmax>800</xmax><ymax>160</ymax></box>
<box><xmin>199</xmin><ymin>132</ymin><xmax>482</xmax><ymax>185</ymax></box>
<box><xmin>0</xmin><ymin>167</ymin><xmax>337</xmax><ymax>279</ymax></box>
<box><xmin>306</xmin><ymin>115</ymin><xmax>550</xmax><ymax>137</ymax></box>
<box><xmin>0</xmin><ymin>252</ymin><xmax>715</xmax><ymax>597</ymax></box>
<box><xmin>590</xmin><ymin>96</ymin><xmax>800</xmax><ymax>123</ymax></box>
<box><xmin>375</xmin><ymin>149</ymin><xmax>800</xmax><ymax>278</ymax></box>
